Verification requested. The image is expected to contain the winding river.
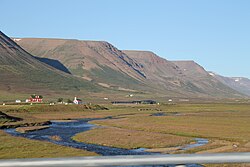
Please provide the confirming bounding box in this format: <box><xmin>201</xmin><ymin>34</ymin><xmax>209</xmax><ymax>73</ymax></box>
<box><xmin>5</xmin><ymin>118</ymin><xmax>207</xmax><ymax>167</ymax></box>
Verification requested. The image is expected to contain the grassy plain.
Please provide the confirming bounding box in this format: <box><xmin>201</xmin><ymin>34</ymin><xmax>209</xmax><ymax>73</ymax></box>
<box><xmin>0</xmin><ymin>102</ymin><xmax>250</xmax><ymax>167</ymax></box>
<box><xmin>73</xmin><ymin>126</ymin><xmax>192</xmax><ymax>149</ymax></box>
<box><xmin>73</xmin><ymin>103</ymin><xmax>250</xmax><ymax>154</ymax></box>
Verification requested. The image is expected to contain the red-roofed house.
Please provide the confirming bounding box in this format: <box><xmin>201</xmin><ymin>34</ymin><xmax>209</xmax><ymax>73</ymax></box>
<box><xmin>26</xmin><ymin>95</ymin><xmax>43</xmax><ymax>103</ymax></box>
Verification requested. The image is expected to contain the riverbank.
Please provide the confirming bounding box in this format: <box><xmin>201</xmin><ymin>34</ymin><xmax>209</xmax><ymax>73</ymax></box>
<box><xmin>5</xmin><ymin>119</ymin><xmax>152</xmax><ymax>156</ymax></box>
<box><xmin>15</xmin><ymin>125</ymin><xmax>50</xmax><ymax>133</ymax></box>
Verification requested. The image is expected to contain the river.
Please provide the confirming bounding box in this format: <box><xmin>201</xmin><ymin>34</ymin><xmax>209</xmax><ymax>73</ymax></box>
<box><xmin>5</xmin><ymin>118</ymin><xmax>207</xmax><ymax>167</ymax></box>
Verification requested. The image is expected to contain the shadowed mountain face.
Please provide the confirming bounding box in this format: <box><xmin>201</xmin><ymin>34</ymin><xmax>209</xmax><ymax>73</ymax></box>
<box><xmin>15</xmin><ymin>37</ymin><xmax>245</xmax><ymax>98</ymax></box>
<box><xmin>209</xmin><ymin>72</ymin><xmax>250</xmax><ymax>96</ymax></box>
<box><xmin>0</xmin><ymin>31</ymin><xmax>100</xmax><ymax>95</ymax></box>
<box><xmin>34</xmin><ymin>57</ymin><xmax>71</xmax><ymax>74</ymax></box>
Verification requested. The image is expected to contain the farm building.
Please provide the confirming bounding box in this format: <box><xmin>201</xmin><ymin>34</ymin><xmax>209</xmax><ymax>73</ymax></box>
<box><xmin>26</xmin><ymin>95</ymin><xmax>43</xmax><ymax>103</ymax></box>
<box><xmin>112</xmin><ymin>100</ymin><xmax>156</xmax><ymax>105</ymax></box>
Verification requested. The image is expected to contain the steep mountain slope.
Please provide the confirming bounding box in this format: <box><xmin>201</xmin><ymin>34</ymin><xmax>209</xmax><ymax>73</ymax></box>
<box><xmin>15</xmin><ymin>38</ymin><xmax>244</xmax><ymax>98</ymax></box>
<box><xmin>172</xmin><ymin>60</ymin><xmax>243</xmax><ymax>97</ymax></box>
<box><xmin>124</xmin><ymin>50</ymin><xmax>243</xmax><ymax>98</ymax></box>
<box><xmin>0</xmin><ymin>31</ymin><xmax>100</xmax><ymax>95</ymax></box>
<box><xmin>15</xmin><ymin>38</ymin><xmax>147</xmax><ymax>91</ymax></box>
<box><xmin>123</xmin><ymin>50</ymin><xmax>188</xmax><ymax>95</ymax></box>
<box><xmin>209</xmin><ymin>72</ymin><xmax>250</xmax><ymax>96</ymax></box>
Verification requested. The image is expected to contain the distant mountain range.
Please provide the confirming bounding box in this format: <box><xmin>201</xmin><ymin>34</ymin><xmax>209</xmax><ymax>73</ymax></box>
<box><xmin>0</xmin><ymin>31</ymin><xmax>249</xmax><ymax>101</ymax></box>
<box><xmin>208</xmin><ymin>72</ymin><xmax>250</xmax><ymax>96</ymax></box>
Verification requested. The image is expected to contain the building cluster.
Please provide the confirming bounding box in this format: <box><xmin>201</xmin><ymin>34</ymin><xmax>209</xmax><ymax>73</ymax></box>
<box><xmin>111</xmin><ymin>100</ymin><xmax>157</xmax><ymax>105</ymax></box>
<box><xmin>12</xmin><ymin>95</ymin><xmax>83</xmax><ymax>105</ymax></box>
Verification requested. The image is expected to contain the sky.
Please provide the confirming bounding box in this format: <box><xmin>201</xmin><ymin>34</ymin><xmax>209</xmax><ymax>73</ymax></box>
<box><xmin>1</xmin><ymin>0</ymin><xmax>250</xmax><ymax>78</ymax></box>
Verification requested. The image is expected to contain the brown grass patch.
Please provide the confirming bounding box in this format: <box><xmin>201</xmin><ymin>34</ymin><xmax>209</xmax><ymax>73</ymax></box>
<box><xmin>73</xmin><ymin>127</ymin><xmax>192</xmax><ymax>149</ymax></box>
<box><xmin>0</xmin><ymin>130</ymin><xmax>97</xmax><ymax>159</ymax></box>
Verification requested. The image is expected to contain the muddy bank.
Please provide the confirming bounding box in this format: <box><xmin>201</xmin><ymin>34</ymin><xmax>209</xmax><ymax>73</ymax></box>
<box><xmin>0</xmin><ymin>121</ymin><xmax>51</xmax><ymax>129</ymax></box>
<box><xmin>15</xmin><ymin>126</ymin><xmax>50</xmax><ymax>133</ymax></box>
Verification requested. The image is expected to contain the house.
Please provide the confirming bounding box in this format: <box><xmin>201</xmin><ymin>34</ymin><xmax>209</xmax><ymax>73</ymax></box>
<box><xmin>73</xmin><ymin>97</ymin><xmax>82</xmax><ymax>105</ymax></box>
<box><xmin>15</xmin><ymin>100</ymin><xmax>21</xmax><ymax>103</ymax></box>
<box><xmin>26</xmin><ymin>95</ymin><xmax>43</xmax><ymax>103</ymax></box>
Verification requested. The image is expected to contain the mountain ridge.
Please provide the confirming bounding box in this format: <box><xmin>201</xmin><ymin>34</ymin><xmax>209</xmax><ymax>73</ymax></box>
<box><xmin>6</xmin><ymin>35</ymin><xmax>248</xmax><ymax>99</ymax></box>
<box><xmin>209</xmin><ymin>72</ymin><xmax>250</xmax><ymax>96</ymax></box>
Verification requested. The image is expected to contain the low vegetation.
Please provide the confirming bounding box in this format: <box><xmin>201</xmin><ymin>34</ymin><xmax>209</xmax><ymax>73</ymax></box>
<box><xmin>1</xmin><ymin>102</ymin><xmax>250</xmax><ymax>162</ymax></box>
<box><xmin>0</xmin><ymin>130</ymin><xmax>97</xmax><ymax>159</ymax></box>
<box><xmin>73</xmin><ymin>127</ymin><xmax>192</xmax><ymax>149</ymax></box>
<box><xmin>74</xmin><ymin>103</ymin><xmax>250</xmax><ymax>153</ymax></box>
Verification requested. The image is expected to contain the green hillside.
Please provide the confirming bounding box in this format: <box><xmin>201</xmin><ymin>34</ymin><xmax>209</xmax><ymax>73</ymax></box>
<box><xmin>0</xmin><ymin>31</ymin><xmax>102</xmax><ymax>101</ymax></box>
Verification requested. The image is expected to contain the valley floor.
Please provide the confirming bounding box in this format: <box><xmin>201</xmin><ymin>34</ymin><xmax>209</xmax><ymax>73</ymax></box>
<box><xmin>0</xmin><ymin>102</ymin><xmax>250</xmax><ymax>167</ymax></box>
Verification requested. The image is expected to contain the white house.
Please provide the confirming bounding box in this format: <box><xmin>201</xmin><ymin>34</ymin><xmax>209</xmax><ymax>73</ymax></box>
<box><xmin>15</xmin><ymin>100</ymin><xmax>21</xmax><ymax>103</ymax></box>
<box><xmin>73</xmin><ymin>97</ymin><xmax>82</xmax><ymax>105</ymax></box>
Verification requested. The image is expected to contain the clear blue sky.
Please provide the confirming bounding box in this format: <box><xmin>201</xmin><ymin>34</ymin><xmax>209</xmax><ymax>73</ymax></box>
<box><xmin>1</xmin><ymin>0</ymin><xmax>250</xmax><ymax>78</ymax></box>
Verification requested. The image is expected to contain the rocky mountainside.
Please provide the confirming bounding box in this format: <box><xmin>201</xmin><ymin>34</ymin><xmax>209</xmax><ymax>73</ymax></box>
<box><xmin>14</xmin><ymin>38</ymin><xmax>149</xmax><ymax>92</ymax></box>
<box><xmin>125</xmin><ymin>51</ymin><xmax>243</xmax><ymax>97</ymax></box>
<box><xmin>171</xmin><ymin>60</ymin><xmax>242</xmax><ymax>97</ymax></box>
<box><xmin>209</xmin><ymin>72</ymin><xmax>250</xmax><ymax>96</ymax></box>
<box><xmin>0</xmin><ymin>31</ymin><xmax>100</xmax><ymax>96</ymax></box>
<box><xmin>14</xmin><ymin>37</ymin><xmax>245</xmax><ymax>98</ymax></box>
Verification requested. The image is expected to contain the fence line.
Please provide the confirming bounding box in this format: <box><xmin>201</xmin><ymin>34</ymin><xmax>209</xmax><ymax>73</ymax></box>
<box><xmin>0</xmin><ymin>152</ymin><xmax>250</xmax><ymax>167</ymax></box>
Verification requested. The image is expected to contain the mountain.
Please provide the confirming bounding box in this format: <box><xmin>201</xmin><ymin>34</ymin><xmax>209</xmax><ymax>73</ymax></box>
<box><xmin>0</xmin><ymin>31</ymin><xmax>100</xmax><ymax>99</ymax></box>
<box><xmin>14</xmin><ymin>37</ymin><xmax>245</xmax><ymax>98</ymax></box>
<box><xmin>172</xmin><ymin>60</ymin><xmax>244</xmax><ymax>97</ymax></box>
<box><xmin>173</xmin><ymin>61</ymin><xmax>242</xmax><ymax>97</ymax></box>
<box><xmin>124</xmin><ymin>51</ymin><xmax>243</xmax><ymax>98</ymax></box>
<box><xmin>208</xmin><ymin>72</ymin><xmax>250</xmax><ymax>96</ymax></box>
<box><xmin>14</xmin><ymin>38</ymin><xmax>149</xmax><ymax>92</ymax></box>
<box><xmin>34</xmin><ymin>56</ymin><xmax>71</xmax><ymax>74</ymax></box>
<box><xmin>123</xmin><ymin>50</ymin><xmax>188</xmax><ymax>96</ymax></box>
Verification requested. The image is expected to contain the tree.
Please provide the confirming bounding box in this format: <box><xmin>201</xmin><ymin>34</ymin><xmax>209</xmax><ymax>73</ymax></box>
<box><xmin>57</xmin><ymin>98</ymin><xmax>63</xmax><ymax>103</ymax></box>
<box><xmin>67</xmin><ymin>99</ymin><xmax>73</xmax><ymax>103</ymax></box>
